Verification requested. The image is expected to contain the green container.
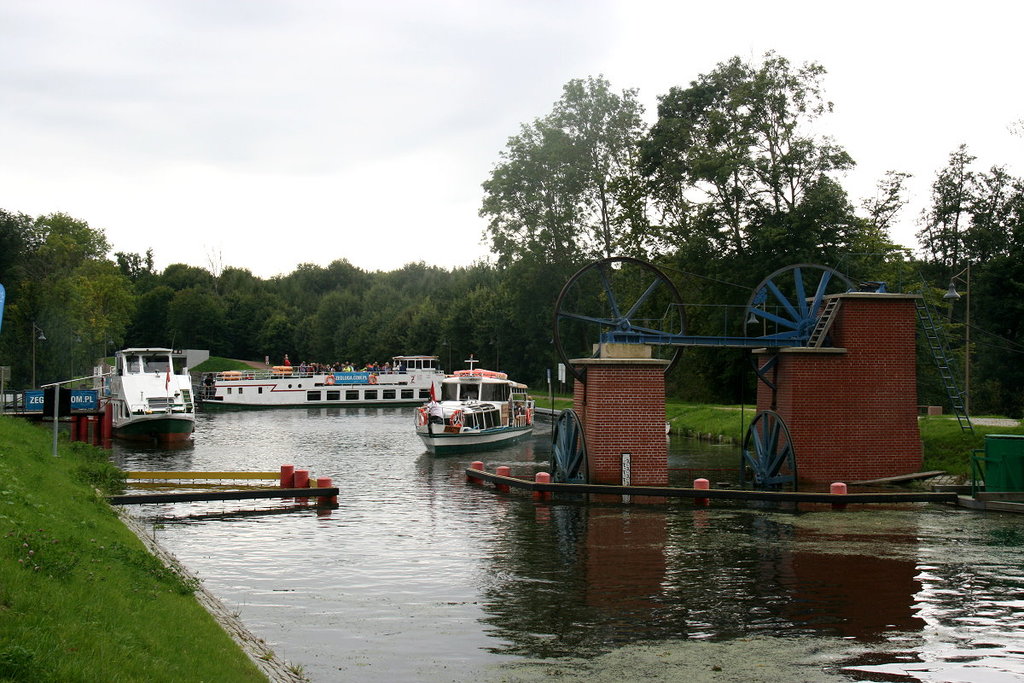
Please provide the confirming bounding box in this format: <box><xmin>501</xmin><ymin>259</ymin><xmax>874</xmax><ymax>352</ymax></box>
<box><xmin>983</xmin><ymin>434</ymin><xmax>1024</xmax><ymax>492</ymax></box>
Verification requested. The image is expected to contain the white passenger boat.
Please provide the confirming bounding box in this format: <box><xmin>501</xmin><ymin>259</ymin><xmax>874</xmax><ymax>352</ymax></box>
<box><xmin>415</xmin><ymin>360</ymin><xmax>534</xmax><ymax>454</ymax></box>
<box><xmin>200</xmin><ymin>355</ymin><xmax>444</xmax><ymax>408</ymax></box>
<box><xmin>106</xmin><ymin>348</ymin><xmax>196</xmax><ymax>442</ymax></box>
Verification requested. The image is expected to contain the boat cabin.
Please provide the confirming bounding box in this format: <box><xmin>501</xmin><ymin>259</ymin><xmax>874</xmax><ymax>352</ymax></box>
<box><xmin>117</xmin><ymin>348</ymin><xmax>187</xmax><ymax>376</ymax></box>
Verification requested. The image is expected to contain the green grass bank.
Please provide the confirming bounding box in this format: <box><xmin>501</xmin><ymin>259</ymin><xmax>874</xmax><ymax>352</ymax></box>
<box><xmin>0</xmin><ymin>416</ymin><xmax>266</xmax><ymax>682</ymax></box>
<box><xmin>539</xmin><ymin>395</ymin><xmax>1019</xmax><ymax>477</ymax></box>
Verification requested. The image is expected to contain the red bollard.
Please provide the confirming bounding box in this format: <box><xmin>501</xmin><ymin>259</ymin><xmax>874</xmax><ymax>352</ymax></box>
<box><xmin>69</xmin><ymin>416</ymin><xmax>80</xmax><ymax>442</ymax></box>
<box><xmin>89</xmin><ymin>415</ymin><xmax>100</xmax><ymax>445</ymax></box>
<box><xmin>694</xmin><ymin>478</ymin><xmax>710</xmax><ymax>507</ymax></box>
<box><xmin>293</xmin><ymin>469</ymin><xmax>310</xmax><ymax>488</ymax></box>
<box><xmin>102</xmin><ymin>403</ymin><xmax>113</xmax><ymax>441</ymax></box>
<box><xmin>534</xmin><ymin>471</ymin><xmax>551</xmax><ymax>500</ymax></box>
<box><xmin>280</xmin><ymin>464</ymin><xmax>295</xmax><ymax>488</ymax></box>
<box><xmin>468</xmin><ymin>461</ymin><xmax>485</xmax><ymax>483</ymax></box>
<box><xmin>830</xmin><ymin>482</ymin><xmax>848</xmax><ymax>510</ymax></box>
<box><xmin>495</xmin><ymin>465</ymin><xmax>511</xmax><ymax>492</ymax></box>
<box><xmin>316</xmin><ymin>476</ymin><xmax>336</xmax><ymax>504</ymax></box>
<box><xmin>77</xmin><ymin>415</ymin><xmax>88</xmax><ymax>442</ymax></box>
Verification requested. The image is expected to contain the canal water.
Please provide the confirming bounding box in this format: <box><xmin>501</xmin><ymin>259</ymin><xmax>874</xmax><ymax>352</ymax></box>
<box><xmin>113</xmin><ymin>408</ymin><xmax>1024</xmax><ymax>682</ymax></box>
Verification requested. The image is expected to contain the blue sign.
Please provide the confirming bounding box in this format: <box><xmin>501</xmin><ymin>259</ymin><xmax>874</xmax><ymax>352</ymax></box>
<box><xmin>331</xmin><ymin>372</ymin><xmax>370</xmax><ymax>384</ymax></box>
<box><xmin>0</xmin><ymin>283</ymin><xmax>5</xmax><ymax>334</ymax></box>
<box><xmin>24</xmin><ymin>390</ymin><xmax>44</xmax><ymax>412</ymax></box>
<box><xmin>70</xmin><ymin>390</ymin><xmax>98</xmax><ymax>411</ymax></box>
<box><xmin>23</xmin><ymin>389</ymin><xmax>98</xmax><ymax>412</ymax></box>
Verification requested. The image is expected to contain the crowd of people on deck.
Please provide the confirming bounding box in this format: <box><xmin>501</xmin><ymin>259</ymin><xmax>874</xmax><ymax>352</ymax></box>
<box><xmin>279</xmin><ymin>354</ymin><xmax>407</xmax><ymax>374</ymax></box>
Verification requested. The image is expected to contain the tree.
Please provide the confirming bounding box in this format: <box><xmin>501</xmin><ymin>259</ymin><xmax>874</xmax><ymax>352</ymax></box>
<box><xmin>642</xmin><ymin>52</ymin><xmax>855</xmax><ymax>258</ymax></box>
<box><xmin>481</xmin><ymin>75</ymin><xmax>649</xmax><ymax>267</ymax></box>
<box><xmin>916</xmin><ymin>144</ymin><xmax>976</xmax><ymax>268</ymax></box>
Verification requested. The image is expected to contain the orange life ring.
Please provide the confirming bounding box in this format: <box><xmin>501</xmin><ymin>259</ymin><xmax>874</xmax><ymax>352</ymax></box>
<box><xmin>417</xmin><ymin>407</ymin><xmax>428</xmax><ymax>426</ymax></box>
<box><xmin>325</xmin><ymin>375</ymin><xmax>336</xmax><ymax>385</ymax></box>
<box><xmin>369</xmin><ymin>374</ymin><xmax>377</xmax><ymax>384</ymax></box>
<box><xmin>525</xmin><ymin>407</ymin><xmax>532</xmax><ymax>425</ymax></box>
<box><xmin>450</xmin><ymin>409</ymin><xmax>462</xmax><ymax>429</ymax></box>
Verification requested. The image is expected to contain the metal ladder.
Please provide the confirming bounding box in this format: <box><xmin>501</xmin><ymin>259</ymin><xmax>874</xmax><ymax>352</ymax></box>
<box><xmin>806</xmin><ymin>298</ymin><xmax>841</xmax><ymax>348</ymax></box>
<box><xmin>914</xmin><ymin>297</ymin><xmax>973</xmax><ymax>431</ymax></box>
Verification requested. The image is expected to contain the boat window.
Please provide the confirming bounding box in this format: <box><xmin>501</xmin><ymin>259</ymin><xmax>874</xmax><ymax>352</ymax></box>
<box><xmin>364</xmin><ymin>390</ymin><xmax>377</xmax><ymax>400</ymax></box>
<box><xmin>125</xmin><ymin>355</ymin><xmax>141</xmax><ymax>374</ymax></box>
<box><xmin>419</xmin><ymin>389</ymin><xmax>430</xmax><ymax>399</ymax></box>
<box><xmin>346</xmin><ymin>390</ymin><xmax>359</xmax><ymax>400</ymax></box>
<box><xmin>172</xmin><ymin>357</ymin><xmax>187</xmax><ymax>374</ymax></box>
<box><xmin>238</xmin><ymin>388</ymin><xmax>244</xmax><ymax>394</ymax></box>
<box><xmin>441</xmin><ymin>384</ymin><xmax>458</xmax><ymax>401</ymax></box>
<box><xmin>258</xmin><ymin>387</ymin><xmax>263</xmax><ymax>394</ymax></box>
<box><xmin>382</xmin><ymin>390</ymin><xmax>396</xmax><ymax>400</ymax></box>
<box><xmin>461</xmin><ymin>386</ymin><xmax>478</xmax><ymax>401</ymax></box>
<box><xmin>307</xmin><ymin>391</ymin><xmax>321</xmax><ymax>401</ymax></box>
<box><xmin>227</xmin><ymin>388</ymin><xmax>232</xmax><ymax>395</ymax></box>
<box><xmin>401</xmin><ymin>389</ymin><xmax>414</xmax><ymax>399</ymax></box>
<box><xmin>144</xmin><ymin>356</ymin><xmax>169</xmax><ymax>373</ymax></box>
<box><xmin>480</xmin><ymin>384</ymin><xmax>510</xmax><ymax>401</ymax></box>
<box><xmin>326</xmin><ymin>390</ymin><xmax>340</xmax><ymax>401</ymax></box>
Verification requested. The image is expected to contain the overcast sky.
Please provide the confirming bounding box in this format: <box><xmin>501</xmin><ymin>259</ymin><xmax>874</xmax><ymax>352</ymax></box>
<box><xmin>2</xmin><ymin>0</ymin><xmax>1020</xmax><ymax>278</ymax></box>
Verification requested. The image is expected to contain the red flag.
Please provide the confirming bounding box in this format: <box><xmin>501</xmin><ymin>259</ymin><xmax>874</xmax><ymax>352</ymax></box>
<box><xmin>165</xmin><ymin>365</ymin><xmax>171</xmax><ymax>391</ymax></box>
<box><xmin>429</xmin><ymin>382</ymin><xmax>437</xmax><ymax>402</ymax></box>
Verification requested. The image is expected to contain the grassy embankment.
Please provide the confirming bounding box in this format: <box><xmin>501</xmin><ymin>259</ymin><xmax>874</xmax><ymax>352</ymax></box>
<box><xmin>542</xmin><ymin>395</ymin><xmax>1019</xmax><ymax>477</ymax></box>
<box><xmin>0</xmin><ymin>416</ymin><xmax>267</xmax><ymax>682</ymax></box>
<box><xmin>192</xmin><ymin>356</ymin><xmax>255</xmax><ymax>373</ymax></box>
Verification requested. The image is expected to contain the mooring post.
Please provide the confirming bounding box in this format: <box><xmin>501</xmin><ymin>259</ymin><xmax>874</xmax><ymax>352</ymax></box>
<box><xmin>830</xmin><ymin>482</ymin><xmax>848</xmax><ymax>510</ymax></box>
<box><xmin>694</xmin><ymin>478</ymin><xmax>710</xmax><ymax>507</ymax></box>
<box><xmin>468</xmin><ymin>461</ymin><xmax>485</xmax><ymax>483</ymax></box>
<box><xmin>316</xmin><ymin>476</ymin><xmax>336</xmax><ymax>504</ymax></box>
<box><xmin>495</xmin><ymin>465</ymin><xmax>511</xmax><ymax>492</ymax></box>
<box><xmin>280</xmin><ymin>464</ymin><xmax>295</xmax><ymax>488</ymax></box>
<box><xmin>534</xmin><ymin>471</ymin><xmax>551</xmax><ymax>500</ymax></box>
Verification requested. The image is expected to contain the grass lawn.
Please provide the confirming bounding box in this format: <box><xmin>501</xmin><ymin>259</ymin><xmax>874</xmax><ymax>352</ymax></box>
<box><xmin>0</xmin><ymin>417</ymin><xmax>268</xmax><ymax>682</ymax></box>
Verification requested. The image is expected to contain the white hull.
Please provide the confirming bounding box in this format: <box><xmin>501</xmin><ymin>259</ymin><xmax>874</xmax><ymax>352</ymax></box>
<box><xmin>416</xmin><ymin>424</ymin><xmax>533</xmax><ymax>454</ymax></box>
<box><xmin>201</xmin><ymin>372</ymin><xmax>441</xmax><ymax>408</ymax></box>
<box><xmin>201</xmin><ymin>357</ymin><xmax>445</xmax><ymax>409</ymax></box>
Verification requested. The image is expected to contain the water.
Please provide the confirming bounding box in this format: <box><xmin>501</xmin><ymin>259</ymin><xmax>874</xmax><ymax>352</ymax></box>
<box><xmin>113</xmin><ymin>408</ymin><xmax>1024</xmax><ymax>682</ymax></box>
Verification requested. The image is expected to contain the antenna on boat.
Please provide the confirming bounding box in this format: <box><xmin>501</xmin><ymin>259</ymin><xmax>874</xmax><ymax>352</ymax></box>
<box><xmin>464</xmin><ymin>355</ymin><xmax>478</xmax><ymax>371</ymax></box>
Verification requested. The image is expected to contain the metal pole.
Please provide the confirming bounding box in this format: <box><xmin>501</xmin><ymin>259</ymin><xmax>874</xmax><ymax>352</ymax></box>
<box><xmin>965</xmin><ymin>263</ymin><xmax>971</xmax><ymax>415</ymax></box>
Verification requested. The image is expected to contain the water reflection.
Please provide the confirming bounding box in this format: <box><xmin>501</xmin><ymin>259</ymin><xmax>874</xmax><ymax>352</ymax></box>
<box><xmin>114</xmin><ymin>408</ymin><xmax>1024</xmax><ymax>681</ymax></box>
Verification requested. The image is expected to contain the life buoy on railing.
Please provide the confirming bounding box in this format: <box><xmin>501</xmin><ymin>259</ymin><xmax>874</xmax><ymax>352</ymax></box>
<box><xmin>325</xmin><ymin>375</ymin><xmax>336</xmax><ymax>385</ymax></box>
<box><xmin>369</xmin><ymin>374</ymin><xmax>378</xmax><ymax>384</ymax></box>
<box><xmin>417</xmin><ymin>407</ymin><xmax>428</xmax><ymax>426</ymax></box>
<box><xmin>526</xmin><ymin>407</ymin><xmax>532</xmax><ymax>425</ymax></box>
<box><xmin>450</xmin><ymin>409</ymin><xmax>463</xmax><ymax>430</ymax></box>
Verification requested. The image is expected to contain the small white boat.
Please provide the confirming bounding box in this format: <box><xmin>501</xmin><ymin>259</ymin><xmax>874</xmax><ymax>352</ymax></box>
<box><xmin>200</xmin><ymin>355</ymin><xmax>444</xmax><ymax>408</ymax></box>
<box><xmin>415</xmin><ymin>359</ymin><xmax>534</xmax><ymax>454</ymax></box>
<box><xmin>106</xmin><ymin>348</ymin><xmax>196</xmax><ymax>442</ymax></box>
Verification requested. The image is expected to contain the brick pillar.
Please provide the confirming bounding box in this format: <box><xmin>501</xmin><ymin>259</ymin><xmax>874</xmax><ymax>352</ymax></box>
<box><xmin>755</xmin><ymin>293</ymin><xmax>923</xmax><ymax>484</ymax></box>
<box><xmin>573</xmin><ymin>344</ymin><xmax>669</xmax><ymax>486</ymax></box>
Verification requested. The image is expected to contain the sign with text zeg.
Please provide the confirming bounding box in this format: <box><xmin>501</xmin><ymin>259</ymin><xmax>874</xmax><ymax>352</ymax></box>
<box><xmin>24</xmin><ymin>389</ymin><xmax>98</xmax><ymax>412</ymax></box>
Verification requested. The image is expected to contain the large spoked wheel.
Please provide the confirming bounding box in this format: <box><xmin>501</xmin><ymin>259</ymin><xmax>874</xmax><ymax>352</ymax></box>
<box><xmin>744</xmin><ymin>264</ymin><xmax>854</xmax><ymax>343</ymax></box>
<box><xmin>551</xmin><ymin>409</ymin><xmax>588</xmax><ymax>484</ymax></box>
<box><xmin>740</xmin><ymin>410</ymin><xmax>798</xmax><ymax>491</ymax></box>
<box><xmin>553</xmin><ymin>256</ymin><xmax>685</xmax><ymax>384</ymax></box>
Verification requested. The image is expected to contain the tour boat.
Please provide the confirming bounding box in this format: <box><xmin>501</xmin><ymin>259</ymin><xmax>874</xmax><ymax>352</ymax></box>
<box><xmin>200</xmin><ymin>355</ymin><xmax>444</xmax><ymax>408</ymax></box>
<box><xmin>415</xmin><ymin>360</ymin><xmax>534</xmax><ymax>454</ymax></box>
<box><xmin>106</xmin><ymin>348</ymin><xmax>196</xmax><ymax>442</ymax></box>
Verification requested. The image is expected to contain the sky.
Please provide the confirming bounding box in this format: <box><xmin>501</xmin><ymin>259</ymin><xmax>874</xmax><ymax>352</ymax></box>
<box><xmin>1</xmin><ymin>0</ymin><xmax>1021</xmax><ymax>279</ymax></box>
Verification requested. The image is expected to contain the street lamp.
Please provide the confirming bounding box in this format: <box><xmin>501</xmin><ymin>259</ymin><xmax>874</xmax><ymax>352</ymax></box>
<box><xmin>31</xmin><ymin>323</ymin><xmax>46</xmax><ymax>389</ymax></box>
<box><xmin>942</xmin><ymin>263</ymin><xmax>971</xmax><ymax>414</ymax></box>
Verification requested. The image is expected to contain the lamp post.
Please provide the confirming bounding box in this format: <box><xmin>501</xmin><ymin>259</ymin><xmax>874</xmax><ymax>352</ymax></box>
<box><xmin>31</xmin><ymin>322</ymin><xmax>46</xmax><ymax>389</ymax></box>
<box><xmin>943</xmin><ymin>263</ymin><xmax>971</xmax><ymax>414</ymax></box>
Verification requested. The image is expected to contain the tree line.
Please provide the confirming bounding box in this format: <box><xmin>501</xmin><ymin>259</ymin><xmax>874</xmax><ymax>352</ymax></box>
<box><xmin>1</xmin><ymin>52</ymin><xmax>1022</xmax><ymax>416</ymax></box>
